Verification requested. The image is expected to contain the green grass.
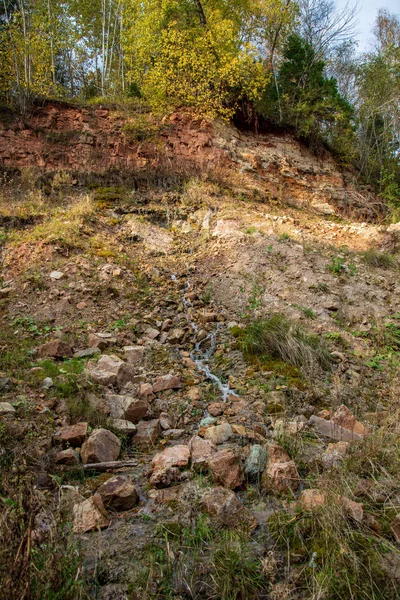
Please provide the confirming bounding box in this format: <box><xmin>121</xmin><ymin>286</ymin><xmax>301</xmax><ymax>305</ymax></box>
<box><xmin>327</xmin><ymin>255</ymin><xmax>357</xmax><ymax>276</ymax></box>
<box><xmin>362</xmin><ymin>248</ymin><xmax>397</xmax><ymax>270</ymax></box>
<box><xmin>238</xmin><ymin>314</ymin><xmax>332</xmax><ymax>374</ymax></box>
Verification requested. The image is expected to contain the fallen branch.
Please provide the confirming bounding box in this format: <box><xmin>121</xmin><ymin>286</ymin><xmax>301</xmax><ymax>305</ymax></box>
<box><xmin>61</xmin><ymin>459</ymin><xmax>139</xmax><ymax>472</ymax></box>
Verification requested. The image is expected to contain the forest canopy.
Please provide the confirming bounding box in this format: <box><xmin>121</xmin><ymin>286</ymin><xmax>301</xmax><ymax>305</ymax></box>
<box><xmin>0</xmin><ymin>0</ymin><xmax>399</xmax><ymax>201</ymax></box>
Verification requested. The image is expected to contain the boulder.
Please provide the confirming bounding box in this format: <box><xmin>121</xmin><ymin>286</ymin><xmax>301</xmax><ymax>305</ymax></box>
<box><xmin>150</xmin><ymin>445</ymin><xmax>190</xmax><ymax>487</ymax></box>
<box><xmin>111</xmin><ymin>419</ymin><xmax>137</xmax><ymax>435</ymax></box>
<box><xmin>202</xmin><ymin>487</ymin><xmax>257</xmax><ymax>531</ymax></box>
<box><xmin>53</xmin><ymin>422</ymin><xmax>88</xmax><ymax>447</ymax></box>
<box><xmin>124</xmin><ymin>345</ymin><xmax>145</xmax><ymax>364</ymax></box>
<box><xmin>309</xmin><ymin>415</ymin><xmax>364</xmax><ymax>441</ymax></box>
<box><xmin>123</xmin><ymin>397</ymin><xmax>148</xmax><ymax>423</ymax></box>
<box><xmin>0</xmin><ymin>402</ymin><xmax>16</xmax><ymax>416</ymax></box>
<box><xmin>244</xmin><ymin>445</ymin><xmax>267</xmax><ymax>480</ymax></box>
<box><xmin>81</xmin><ymin>429</ymin><xmax>121</xmax><ymax>464</ymax></box>
<box><xmin>153</xmin><ymin>374</ymin><xmax>182</xmax><ymax>393</ymax></box>
<box><xmin>299</xmin><ymin>489</ymin><xmax>326</xmax><ymax>510</ymax></box>
<box><xmin>72</xmin><ymin>493</ymin><xmax>110</xmax><ymax>533</ymax></box>
<box><xmin>331</xmin><ymin>404</ymin><xmax>367</xmax><ymax>436</ymax></box>
<box><xmin>189</xmin><ymin>436</ymin><xmax>216</xmax><ymax>470</ymax></box>
<box><xmin>208</xmin><ymin>449</ymin><xmax>244</xmax><ymax>489</ymax></box>
<box><xmin>321</xmin><ymin>441</ymin><xmax>350</xmax><ymax>469</ymax></box>
<box><xmin>88</xmin><ymin>333</ymin><xmax>117</xmax><ymax>351</ymax></box>
<box><xmin>133</xmin><ymin>419</ymin><xmax>161</xmax><ymax>449</ymax></box>
<box><xmin>55</xmin><ymin>448</ymin><xmax>80</xmax><ymax>465</ymax></box>
<box><xmin>97</xmin><ymin>475</ymin><xmax>138</xmax><ymax>511</ymax></box>
<box><xmin>87</xmin><ymin>355</ymin><xmax>124</xmax><ymax>386</ymax></box>
<box><xmin>203</xmin><ymin>423</ymin><xmax>232</xmax><ymax>445</ymax></box>
<box><xmin>262</xmin><ymin>444</ymin><xmax>300</xmax><ymax>495</ymax></box>
<box><xmin>37</xmin><ymin>340</ymin><xmax>73</xmax><ymax>359</ymax></box>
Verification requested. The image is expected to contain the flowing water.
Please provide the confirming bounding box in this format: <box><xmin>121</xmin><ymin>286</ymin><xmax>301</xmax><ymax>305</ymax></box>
<box><xmin>173</xmin><ymin>275</ymin><xmax>234</xmax><ymax>402</ymax></box>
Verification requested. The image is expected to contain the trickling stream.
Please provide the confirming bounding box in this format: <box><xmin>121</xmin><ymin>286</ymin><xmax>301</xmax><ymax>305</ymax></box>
<box><xmin>172</xmin><ymin>275</ymin><xmax>234</xmax><ymax>402</ymax></box>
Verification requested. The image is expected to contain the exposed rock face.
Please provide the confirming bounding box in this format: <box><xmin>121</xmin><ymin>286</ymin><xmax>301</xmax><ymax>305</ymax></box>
<box><xmin>72</xmin><ymin>493</ymin><xmax>110</xmax><ymax>533</ymax></box>
<box><xmin>53</xmin><ymin>422</ymin><xmax>88</xmax><ymax>447</ymax></box>
<box><xmin>97</xmin><ymin>475</ymin><xmax>139</xmax><ymax>511</ymax></box>
<box><xmin>37</xmin><ymin>340</ymin><xmax>73</xmax><ymax>359</ymax></box>
<box><xmin>81</xmin><ymin>429</ymin><xmax>121</xmax><ymax>464</ymax></box>
<box><xmin>202</xmin><ymin>487</ymin><xmax>257</xmax><ymax>531</ymax></box>
<box><xmin>208</xmin><ymin>449</ymin><xmax>244</xmax><ymax>489</ymax></box>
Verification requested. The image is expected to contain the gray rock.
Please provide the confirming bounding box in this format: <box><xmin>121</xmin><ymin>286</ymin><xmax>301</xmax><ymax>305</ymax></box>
<box><xmin>0</xmin><ymin>402</ymin><xmax>15</xmax><ymax>416</ymax></box>
<box><xmin>42</xmin><ymin>377</ymin><xmax>54</xmax><ymax>389</ymax></box>
<box><xmin>74</xmin><ymin>347</ymin><xmax>100</xmax><ymax>359</ymax></box>
<box><xmin>309</xmin><ymin>415</ymin><xmax>364</xmax><ymax>442</ymax></box>
<box><xmin>244</xmin><ymin>444</ymin><xmax>267</xmax><ymax>479</ymax></box>
<box><xmin>199</xmin><ymin>416</ymin><xmax>217</xmax><ymax>427</ymax></box>
<box><xmin>111</xmin><ymin>419</ymin><xmax>137</xmax><ymax>435</ymax></box>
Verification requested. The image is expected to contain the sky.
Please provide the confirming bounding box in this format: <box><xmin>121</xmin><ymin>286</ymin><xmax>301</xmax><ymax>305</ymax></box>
<box><xmin>336</xmin><ymin>0</ymin><xmax>400</xmax><ymax>51</ymax></box>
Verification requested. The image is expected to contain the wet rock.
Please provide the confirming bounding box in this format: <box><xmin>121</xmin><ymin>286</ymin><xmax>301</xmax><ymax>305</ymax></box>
<box><xmin>309</xmin><ymin>415</ymin><xmax>364</xmax><ymax>441</ymax></box>
<box><xmin>299</xmin><ymin>489</ymin><xmax>326</xmax><ymax>510</ymax></box>
<box><xmin>321</xmin><ymin>441</ymin><xmax>350</xmax><ymax>469</ymax></box>
<box><xmin>208</xmin><ymin>449</ymin><xmax>244</xmax><ymax>489</ymax></box>
<box><xmin>331</xmin><ymin>404</ymin><xmax>367</xmax><ymax>436</ymax></box>
<box><xmin>36</xmin><ymin>340</ymin><xmax>73</xmax><ymax>359</ymax></box>
<box><xmin>55</xmin><ymin>448</ymin><xmax>80</xmax><ymax>465</ymax></box>
<box><xmin>111</xmin><ymin>419</ymin><xmax>137</xmax><ymax>435</ymax></box>
<box><xmin>202</xmin><ymin>487</ymin><xmax>257</xmax><ymax>531</ymax></box>
<box><xmin>244</xmin><ymin>445</ymin><xmax>267</xmax><ymax>480</ymax></box>
<box><xmin>123</xmin><ymin>345</ymin><xmax>145</xmax><ymax>364</ymax></box>
<box><xmin>189</xmin><ymin>435</ymin><xmax>216</xmax><ymax>471</ymax></box>
<box><xmin>81</xmin><ymin>429</ymin><xmax>121</xmax><ymax>464</ymax></box>
<box><xmin>134</xmin><ymin>419</ymin><xmax>161</xmax><ymax>449</ymax></box>
<box><xmin>53</xmin><ymin>422</ymin><xmax>88</xmax><ymax>447</ymax></box>
<box><xmin>97</xmin><ymin>475</ymin><xmax>139</xmax><ymax>511</ymax></box>
<box><xmin>153</xmin><ymin>374</ymin><xmax>182</xmax><ymax>393</ymax></box>
<box><xmin>123</xmin><ymin>397</ymin><xmax>148</xmax><ymax>423</ymax></box>
<box><xmin>203</xmin><ymin>423</ymin><xmax>232</xmax><ymax>445</ymax></box>
<box><xmin>73</xmin><ymin>493</ymin><xmax>110</xmax><ymax>533</ymax></box>
<box><xmin>0</xmin><ymin>402</ymin><xmax>16</xmax><ymax>416</ymax></box>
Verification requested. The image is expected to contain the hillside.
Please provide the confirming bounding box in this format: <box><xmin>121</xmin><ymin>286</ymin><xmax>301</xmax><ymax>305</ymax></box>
<box><xmin>0</xmin><ymin>103</ymin><xmax>399</xmax><ymax>600</ymax></box>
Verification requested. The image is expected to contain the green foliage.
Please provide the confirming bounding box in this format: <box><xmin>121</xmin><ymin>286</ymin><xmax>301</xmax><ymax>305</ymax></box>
<box><xmin>258</xmin><ymin>34</ymin><xmax>355</xmax><ymax>157</ymax></box>
<box><xmin>327</xmin><ymin>255</ymin><xmax>357</xmax><ymax>275</ymax></box>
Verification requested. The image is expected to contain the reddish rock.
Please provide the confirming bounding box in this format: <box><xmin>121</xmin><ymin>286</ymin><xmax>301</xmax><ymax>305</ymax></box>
<box><xmin>299</xmin><ymin>489</ymin><xmax>326</xmax><ymax>510</ymax></box>
<box><xmin>133</xmin><ymin>419</ymin><xmax>161</xmax><ymax>449</ymax></box>
<box><xmin>309</xmin><ymin>415</ymin><xmax>364</xmax><ymax>442</ymax></box>
<box><xmin>208</xmin><ymin>449</ymin><xmax>244</xmax><ymax>489</ymax></box>
<box><xmin>123</xmin><ymin>398</ymin><xmax>148</xmax><ymax>423</ymax></box>
<box><xmin>88</xmin><ymin>333</ymin><xmax>116</xmax><ymax>351</ymax></box>
<box><xmin>55</xmin><ymin>448</ymin><xmax>80</xmax><ymax>465</ymax></box>
<box><xmin>262</xmin><ymin>461</ymin><xmax>300</xmax><ymax>494</ymax></box>
<box><xmin>342</xmin><ymin>497</ymin><xmax>364</xmax><ymax>523</ymax></box>
<box><xmin>97</xmin><ymin>475</ymin><xmax>138</xmax><ymax>511</ymax></box>
<box><xmin>37</xmin><ymin>340</ymin><xmax>73</xmax><ymax>359</ymax></box>
<box><xmin>53</xmin><ymin>422</ymin><xmax>88</xmax><ymax>447</ymax></box>
<box><xmin>151</xmin><ymin>445</ymin><xmax>190</xmax><ymax>471</ymax></box>
<box><xmin>331</xmin><ymin>405</ymin><xmax>366</xmax><ymax>436</ymax></box>
<box><xmin>87</xmin><ymin>355</ymin><xmax>124</xmax><ymax>386</ymax></box>
<box><xmin>72</xmin><ymin>493</ymin><xmax>110</xmax><ymax>533</ymax></box>
<box><xmin>124</xmin><ymin>345</ymin><xmax>145</xmax><ymax>364</ymax></box>
<box><xmin>202</xmin><ymin>487</ymin><xmax>257</xmax><ymax>531</ymax></box>
<box><xmin>321</xmin><ymin>441</ymin><xmax>349</xmax><ymax>469</ymax></box>
<box><xmin>189</xmin><ymin>435</ymin><xmax>216</xmax><ymax>470</ymax></box>
<box><xmin>80</xmin><ymin>428</ymin><xmax>121</xmax><ymax>464</ymax></box>
<box><xmin>208</xmin><ymin>402</ymin><xmax>224</xmax><ymax>417</ymax></box>
<box><xmin>138</xmin><ymin>383</ymin><xmax>155</xmax><ymax>400</ymax></box>
<box><xmin>153</xmin><ymin>374</ymin><xmax>182</xmax><ymax>393</ymax></box>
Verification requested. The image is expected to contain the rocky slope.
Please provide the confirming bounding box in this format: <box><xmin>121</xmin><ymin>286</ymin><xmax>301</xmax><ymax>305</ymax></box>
<box><xmin>0</xmin><ymin>103</ymin><xmax>399</xmax><ymax>600</ymax></box>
